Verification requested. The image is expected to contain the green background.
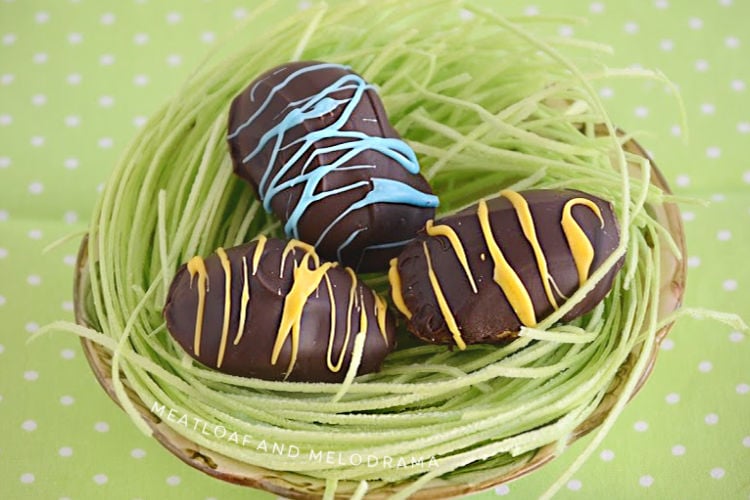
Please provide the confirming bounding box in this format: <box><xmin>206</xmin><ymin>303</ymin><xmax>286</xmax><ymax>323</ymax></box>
<box><xmin>1</xmin><ymin>0</ymin><xmax>748</xmax><ymax>498</ymax></box>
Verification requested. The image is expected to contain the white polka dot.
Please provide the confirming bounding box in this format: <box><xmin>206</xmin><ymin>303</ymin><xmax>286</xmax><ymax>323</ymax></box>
<box><xmin>665</xmin><ymin>392</ymin><xmax>680</xmax><ymax>404</ymax></box>
<box><xmin>494</xmin><ymin>484</ymin><xmax>510</xmax><ymax>495</ymax></box>
<box><xmin>27</xmin><ymin>275</ymin><xmax>41</xmax><ymax>286</ymax></box>
<box><xmin>30</xmin><ymin>136</ymin><xmax>45</xmax><ymax>147</ymax></box>
<box><xmin>133</xmin><ymin>33</ymin><xmax>149</xmax><ymax>45</ymax></box>
<box><xmin>66</xmin><ymin>73</ymin><xmax>82</xmax><ymax>85</ymax></box>
<box><xmin>634</xmin><ymin>420</ymin><xmax>649</xmax><ymax>432</ymax></box>
<box><xmin>634</xmin><ymin>106</ymin><xmax>649</xmax><ymax>118</ymax></box>
<box><xmin>705</xmin><ymin>413</ymin><xmax>719</xmax><ymax>425</ymax></box>
<box><xmin>565</xmin><ymin>479</ymin><xmax>581</xmax><ymax>490</ymax></box>
<box><xmin>133</xmin><ymin>74</ymin><xmax>149</xmax><ymax>86</ymax></box>
<box><xmin>0</xmin><ymin>295</ymin><xmax>5</xmax><ymax>306</ymax></box>
<box><xmin>233</xmin><ymin>7</ymin><xmax>248</xmax><ymax>19</ymax></box>
<box><xmin>590</xmin><ymin>2</ymin><xmax>604</xmax><ymax>13</ymax></box>
<box><xmin>98</xmin><ymin>137</ymin><xmax>113</xmax><ymax>148</ymax></box>
<box><xmin>723</xmin><ymin>279</ymin><xmax>738</xmax><ymax>291</ymax></box>
<box><xmin>599</xmin><ymin>87</ymin><xmax>614</xmax><ymax>99</ymax></box>
<box><xmin>93</xmin><ymin>474</ymin><xmax>108</xmax><ymax>485</ymax></box>
<box><xmin>0</xmin><ymin>248</ymin><xmax>6</xmax><ymax>258</ymax></box>
<box><xmin>659</xmin><ymin>39</ymin><xmax>674</xmax><ymax>51</ymax></box>
<box><xmin>699</xmin><ymin>361</ymin><xmax>713</xmax><ymax>372</ymax></box>
<box><xmin>131</xmin><ymin>448</ymin><xmax>146</xmax><ymax>459</ymax></box>
<box><xmin>21</xmin><ymin>420</ymin><xmax>37</xmax><ymax>431</ymax></box>
<box><xmin>670</xmin><ymin>125</ymin><xmax>682</xmax><ymax>136</ymax></box>
<box><xmin>298</xmin><ymin>0</ymin><xmax>312</xmax><ymax>10</ymax></box>
<box><xmin>710</xmin><ymin>467</ymin><xmax>725</xmax><ymax>479</ymax></box>
<box><xmin>0</xmin><ymin>114</ymin><xmax>11</xmax><ymax>125</ymax></box>
<box><xmin>639</xmin><ymin>475</ymin><xmax>653</xmax><ymax>487</ymax></box>
<box><xmin>133</xmin><ymin>116</ymin><xmax>148</xmax><ymax>128</ymax></box>
<box><xmin>742</xmin><ymin>436</ymin><xmax>750</xmax><ymax>447</ymax></box>
<box><xmin>166</xmin><ymin>54</ymin><xmax>182</xmax><ymax>66</ymax></box>
<box><xmin>672</xmin><ymin>444</ymin><xmax>686</xmax><ymax>456</ymax></box>
<box><xmin>20</xmin><ymin>473</ymin><xmax>34</xmax><ymax>484</ymax></box>
<box><xmin>100</xmin><ymin>13</ymin><xmax>116</xmax><ymax>25</ymax></box>
<box><xmin>732</xmin><ymin>79</ymin><xmax>746</xmax><ymax>91</ymax></box>
<box><xmin>720</xmin><ymin>0</ymin><xmax>733</xmax><ymax>5</ymax></box>
<box><xmin>706</xmin><ymin>146</ymin><xmax>721</xmax><ymax>158</ymax></box>
<box><xmin>558</xmin><ymin>25</ymin><xmax>574</xmax><ymax>37</ymax></box>
<box><xmin>737</xmin><ymin>383</ymin><xmax>749</xmax><ymax>394</ymax></box>
<box><xmin>60</xmin><ymin>395</ymin><xmax>74</xmax><ymax>405</ymax></box>
<box><xmin>94</xmin><ymin>421</ymin><xmax>110</xmax><ymax>432</ymax></box>
<box><xmin>711</xmin><ymin>193</ymin><xmax>726</xmax><ymax>202</ymax></box>
<box><xmin>0</xmin><ymin>344</ymin><xmax>4</xmax><ymax>354</ymax></box>
<box><xmin>200</xmin><ymin>31</ymin><xmax>215</xmax><ymax>43</ymax></box>
<box><xmin>64</xmin><ymin>158</ymin><xmax>79</xmax><ymax>169</ymax></box>
<box><xmin>1</xmin><ymin>74</ymin><xmax>14</xmax><ymax>85</ymax></box>
<box><xmin>99</xmin><ymin>54</ymin><xmax>115</xmax><ymax>65</ymax></box>
<box><xmin>28</xmin><ymin>229</ymin><xmax>42</xmax><ymax>239</ymax></box>
<box><xmin>24</xmin><ymin>370</ymin><xmax>39</xmax><ymax>381</ymax></box>
<box><xmin>59</xmin><ymin>446</ymin><xmax>73</xmax><ymax>457</ymax></box>
<box><xmin>729</xmin><ymin>331</ymin><xmax>745</xmax><ymax>342</ymax></box>
<box><xmin>717</xmin><ymin>230</ymin><xmax>732</xmax><ymax>241</ymax></box>
<box><xmin>624</xmin><ymin>21</ymin><xmax>639</xmax><ymax>34</ymax></box>
<box><xmin>2</xmin><ymin>33</ymin><xmax>17</xmax><ymax>45</ymax></box>
<box><xmin>700</xmin><ymin>103</ymin><xmax>715</xmax><ymax>115</ymax></box>
<box><xmin>600</xmin><ymin>449</ymin><xmax>614</xmax><ymax>461</ymax></box>
<box><xmin>61</xmin><ymin>348</ymin><xmax>75</xmax><ymax>359</ymax></box>
<box><xmin>0</xmin><ymin>210</ymin><xmax>7</xmax><ymax>221</ymax></box>
<box><xmin>688</xmin><ymin>17</ymin><xmax>703</xmax><ymax>29</ymax></box>
<box><xmin>725</xmin><ymin>36</ymin><xmax>740</xmax><ymax>48</ymax></box>
<box><xmin>62</xmin><ymin>301</ymin><xmax>74</xmax><ymax>311</ymax></box>
<box><xmin>661</xmin><ymin>338</ymin><xmax>675</xmax><ymax>350</ymax></box>
<box><xmin>695</xmin><ymin>59</ymin><xmax>709</xmax><ymax>72</ymax></box>
<box><xmin>166</xmin><ymin>11</ymin><xmax>182</xmax><ymax>24</ymax></box>
<box><xmin>64</xmin><ymin>115</ymin><xmax>80</xmax><ymax>127</ymax></box>
<box><xmin>675</xmin><ymin>175</ymin><xmax>690</xmax><ymax>187</ymax></box>
<box><xmin>67</xmin><ymin>32</ymin><xmax>83</xmax><ymax>44</ymax></box>
<box><xmin>166</xmin><ymin>475</ymin><xmax>181</xmax><ymax>486</ymax></box>
<box><xmin>64</xmin><ymin>211</ymin><xmax>78</xmax><ymax>224</ymax></box>
<box><xmin>25</xmin><ymin>322</ymin><xmax>39</xmax><ymax>333</ymax></box>
<box><xmin>35</xmin><ymin>11</ymin><xmax>50</xmax><ymax>24</ymax></box>
<box><xmin>654</xmin><ymin>0</ymin><xmax>669</xmax><ymax>7</ymax></box>
<box><xmin>738</xmin><ymin>122</ymin><xmax>750</xmax><ymax>133</ymax></box>
<box><xmin>98</xmin><ymin>95</ymin><xmax>114</xmax><ymax>107</ymax></box>
<box><xmin>63</xmin><ymin>255</ymin><xmax>76</xmax><ymax>266</ymax></box>
<box><xmin>32</xmin><ymin>52</ymin><xmax>48</xmax><ymax>64</ymax></box>
<box><xmin>0</xmin><ymin>156</ymin><xmax>10</xmax><ymax>168</ymax></box>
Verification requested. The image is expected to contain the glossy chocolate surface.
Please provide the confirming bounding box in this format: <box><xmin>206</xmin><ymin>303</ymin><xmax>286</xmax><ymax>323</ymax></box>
<box><xmin>164</xmin><ymin>237</ymin><xmax>396</xmax><ymax>382</ymax></box>
<box><xmin>390</xmin><ymin>189</ymin><xmax>623</xmax><ymax>347</ymax></box>
<box><xmin>227</xmin><ymin>61</ymin><xmax>438</xmax><ymax>272</ymax></box>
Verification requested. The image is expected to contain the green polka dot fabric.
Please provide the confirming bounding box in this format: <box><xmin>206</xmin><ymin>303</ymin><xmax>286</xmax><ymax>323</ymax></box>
<box><xmin>2</xmin><ymin>0</ymin><xmax>748</xmax><ymax>499</ymax></box>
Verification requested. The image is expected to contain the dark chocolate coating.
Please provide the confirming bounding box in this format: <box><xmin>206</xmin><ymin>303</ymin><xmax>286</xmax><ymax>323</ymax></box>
<box><xmin>392</xmin><ymin>190</ymin><xmax>623</xmax><ymax>345</ymax></box>
<box><xmin>163</xmin><ymin>238</ymin><xmax>396</xmax><ymax>382</ymax></box>
<box><xmin>227</xmin><ymin>61</ymin><xmax>438</xmax><ymax>273</ymax></box>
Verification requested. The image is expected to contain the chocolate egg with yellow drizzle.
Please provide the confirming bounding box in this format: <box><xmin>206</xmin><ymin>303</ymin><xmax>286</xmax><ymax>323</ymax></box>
<box><xmin>389</xmin><ymin>189</ymin><xmax>623</xmax><ymax>347</ymax></box>
<box><xmin>163</xmin><ymin>237</ymin><xmax>396</xmax><ymax>382</ymax></box>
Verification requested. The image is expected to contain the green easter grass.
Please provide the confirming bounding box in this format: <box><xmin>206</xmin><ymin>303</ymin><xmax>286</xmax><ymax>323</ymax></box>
<box><xmin>41</xmin><ymin>1</ymin><xmax>701</xmax><ymax>498</ymax></box>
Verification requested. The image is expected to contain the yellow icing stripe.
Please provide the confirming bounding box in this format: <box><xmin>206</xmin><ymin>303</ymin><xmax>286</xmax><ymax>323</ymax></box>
<box><xmin>280</xmin><ymin>239</ymin><xmax>318</xmax><ymax>278</ymax></box>
<box><xmin>422</xmin><ymin>242</ymin><xmax>466</xmax><ymax>350</ymax></box>
<box><xmin>272</xmin><ymin>252</ymin><xmax>334</xmax><ymax>378</ymax></box>
<box><xmin>499</xmin><ymin>189</ymin><xmax>558</xmax><ymax>309</ymax></box>
<box><xmin>477</xmin><ymin>199</ymin><xmax>537</xmax><ymax>327</ymax></box>
<box><xmin>388</xmin><ymin>258</ymin><xmax>412</xmax><ymax>320</ymax></box>
<box><xmin>327</xmin><ymin>268</ymin><xmax>356</xmax><ymax>372</ymax></box>
<box><xmin>186</xmin><ymin>256</ymin><xmax>209</xmax><ymax>356</ymax></box>
<box><xmin>233</xmin><ymin>256</ymin><xmax>251</xmax><ymax>346</ymax></box>
<box><xmin>252</xmin><ymin>235</ymin><xmax>267</xmax><ymax>275</ymax></box>
<box><xmin>215</xmin><ymin>248</ymin><xmax>232</xmax><ymax>368</ymax></box>
<box><xmin>373</xmin><ymin>292</ymin><xmax>389</xmax><ymax>345</ymax></box>
<box><xmin>323</xmin><ymin>272</ymin><xmax>338</xmax><ymax>371</ymax></box>
<box><xmin>425</xmin><ymin>220</ymin><xmax>478</xmax><ymax>294</ymax></box>
<box><xmin>561</xmin><ymin>198</ymin><xmax>604</xmax><ymax>286</ymax></box>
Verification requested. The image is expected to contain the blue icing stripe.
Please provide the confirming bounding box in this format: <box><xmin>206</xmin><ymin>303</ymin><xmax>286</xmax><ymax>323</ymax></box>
<box><xmin>228</xmin><ymin>62</ymin><xmax>439</xmax><ymax>259</ymax></box>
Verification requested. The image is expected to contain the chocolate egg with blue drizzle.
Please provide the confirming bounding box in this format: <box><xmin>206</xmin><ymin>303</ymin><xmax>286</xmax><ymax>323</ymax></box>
<box><xmin>389</xmin><ymin>189</ymin><xmax>624</xmax><ymax>347</ymax></box>
<box><xmin>163</xmin><ymin>237</ymin><xmax>396</xmax><ymax>382</ymax></box>
<box><xmin>227</xmin><ymin>61</ymin><xmax>439</xmax><ymax>273</ymax></box>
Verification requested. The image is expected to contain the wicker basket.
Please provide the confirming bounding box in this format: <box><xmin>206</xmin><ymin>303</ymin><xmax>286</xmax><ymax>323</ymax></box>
<box><xmin>73</xmin><ymin>134</ymin><xmax>686</xmax><ymax>499</ymax></box>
